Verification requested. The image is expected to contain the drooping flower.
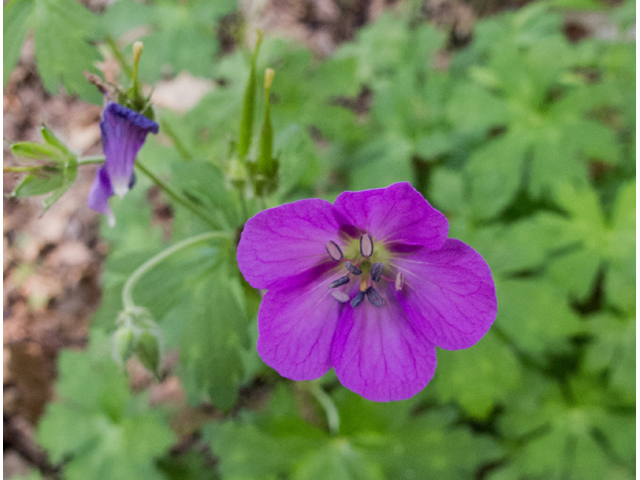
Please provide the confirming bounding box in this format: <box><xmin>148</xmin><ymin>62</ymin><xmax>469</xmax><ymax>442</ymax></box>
<box><xmin>237</xmin><ymin>182</ymin><xmax>497</xmax><ymax>402</ymax></box>
<box><xmin>87</xmin><ymin>102</ymin><xmax>159</xmax><ymax>225</ymax></box>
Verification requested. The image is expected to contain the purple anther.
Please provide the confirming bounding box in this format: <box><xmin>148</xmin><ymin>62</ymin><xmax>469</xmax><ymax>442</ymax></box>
<box><xmin>345</xmin><ymin>261</ymin><xmax>363</xmax><ymax>275</ymax></box>
<box><xmin>325</xmin><ymin>241</ymin><xmax>343</xmax><ymax>261</ymax></box>
<box><xmin>331</xmin><ymin>291</ymin><xmax>350</xmax><ymax>303</ymax></box>
<box><xmin>329</xmin><ymin>276</ymin><xmax>350</xmax><ymax>288</ymax></box>
<box><xmin>395</xmin><ymin>272</ymin><xmax>405</xmax><ymax>291</ymax></box>
<box><xmin>350</xmin><ymin>291</ymin><xmax>365</xmax><ymax>308</ymax></box>
<box><xmin>365</xmin><ymin>286</ymin><xmax>384</xmax><ymax>307</ymax></box>
<box><xmin>360</xmin><ymin>234</ymin><xmax>373</xmax><ymax>257</ymax></box>
<box><xmin>371</xmin><ymin>262</ymin><xmax>384</xmax><ymax>282</ymax></box>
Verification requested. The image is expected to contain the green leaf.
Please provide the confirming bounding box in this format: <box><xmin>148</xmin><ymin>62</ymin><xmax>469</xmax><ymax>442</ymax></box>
<box><xmin>349</xmin><ymin>136</ymin><xmax>415</xmax><ymax>190</ymax></box>
<box><xmin>604</xmin><ymin>180</ymin><xmax>635</xmax><ymax>312</ymax></box>
<box><xmin>463</xmin><ymin>216</ymin><xmax>564</xmax><ymax>277</ymax></box>
<box><xmin>33</xmin><ymin>0</ymin><xmax>102</xmax><ymax>103</ymax></box>
<box><xmin>434</xmin><ymin>330</ymin><xmax>522</xmax><ymax>419</ymax></box>
<box><xmin>11</xmin><ymin>170</ymin><xmax>63</xmax><ymax>197</ymax></box>
<box><xmin>3</xmin><ymin>0</ymin><xmax>33</xmax><ymax>85</ymax></box>
<box><xmin>428</xmin><ymin>168</ymin><xmax>466</xmax><ymax>215</ymax></box>
<box><xmin>41</xmin><ymin>155</ymin><xmax>77</xmax><ymax>212</ymax></box>
<box><xmin>378</xmin><ymin>409</ymin><xmax>502</xmax><ymax>480</ymax></box>
<box><xmin>544</xmin><ymin>183</ymin><xmax>634</xmax><ymax>303</ymax></box>
<box><xmin>38</xmin><ymin>332</ymin><xmax>175</xmax><ymax>480</ymax></box>
<box><xmin>583</xmin><ymin>313</ymin><xmax>635</xmax><ymax>403</ymax></box>
<box><xmin>275</xmin><ymin>124</ymin><xmax>320</xmax><ymax>196</ymax></box>
<box><xmin>496</xmin><ymin>278</ymin><xmax>583</xmax><ymax>357</ymax></box>
<box><xmin>10</xmin><ymin>141</ymin><xmax>62</xmax><ymax>161</ymax></box>
<box><xmin>293</xmin><ymin>441</ymin><xmax>384</xmax><ymax>480</ymax></box>
<box><xmin>237</xmin><ymin>32</ymin><xmax>263</xmax><ymax>160</ymax></box>
<box><xmin>100</xmin><ymin>0</ymin><xmax>154</xmax><ymax>39</ymax></box>
<box><xmin>40</xmin><ymin>124</ymin><xmax>72</xmax><ymax>155</ymax></box>
<box><xmin>447</xmin><ymin>82</ymin><xmax>509</xmax><ymax>133</ymax></box>
<box><xmin>178</xmin><ymin>270</ymin><xmax>251</xmax><ymax>410</ymax></box>
<box><xmin>172</xmin><ymin>161</ymin><xmax>241</xmax><ymax>229</ymax></box>
<box><xmin>465</xmin><ymin>130</ymin><xmax>527</xmax><ymax>219</ymax></box>
<box><xmin>206</xmin><ymin>418</ymin><xmax>324</xmax><ymax>479</ymax></box>
<box><xmin>498</xmin><ymin>376</ymin><xmax>634</xmax><ymax>480</ymax></box>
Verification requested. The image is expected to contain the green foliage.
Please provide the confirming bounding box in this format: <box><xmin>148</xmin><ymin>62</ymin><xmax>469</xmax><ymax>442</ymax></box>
<box><xmin>14</xmin><ymin>1</ymin><xmax>634</xmax><ymax>479</ymax></box>
<box><xmin>37</xmin><ymin>332</ymin><xmax>175</xmax><ymax>480</ymax></box>
<box><xmin>4</xmin><ymin>0</ymin><xmax>102</xmax><ymax>102</ymax></box>
<box><xmin>9</xmin><ymin>126</ymin><xmax>79</xmax><ymax>213</ymax></box>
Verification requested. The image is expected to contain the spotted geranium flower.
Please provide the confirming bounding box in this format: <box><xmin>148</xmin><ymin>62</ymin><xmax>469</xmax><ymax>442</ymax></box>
<box><xmin>87</xmin><ymin>102</ymin><xmax>159</xmax><ymax>225</ymax></box>
<box><xmin>237</xmin><ymin>182</ymin><xmax>497</xmax><ymax>402</ymax></box>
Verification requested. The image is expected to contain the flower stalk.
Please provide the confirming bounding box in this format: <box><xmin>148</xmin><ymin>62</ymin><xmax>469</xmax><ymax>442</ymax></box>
<box><xmin>308</xmin><ymin>381</ymin><xmax>340</xmax><ymax>436</ymax></box>
<box><xmin>134</xmin><ymin>159</ymin><xmax>221</xmax><ymax>229</ymax></box>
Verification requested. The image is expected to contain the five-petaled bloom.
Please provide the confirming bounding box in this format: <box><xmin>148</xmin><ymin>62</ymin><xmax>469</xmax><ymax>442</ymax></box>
<box><xmin>87</xmin><ymin>102</ymin><xmax>159</xmax><ymax>225</ymax></box>
<box><xmin>237</xmin><ymin>182</ymin><xmax>497</xmax><ymax>402</ymax></box>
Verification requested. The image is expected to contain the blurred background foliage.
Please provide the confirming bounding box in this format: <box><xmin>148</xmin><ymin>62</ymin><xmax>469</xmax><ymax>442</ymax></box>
<box><xmin>3</xmin><ymin>0</ymin><xmax>635</xmax><ymax>478</ymax></box>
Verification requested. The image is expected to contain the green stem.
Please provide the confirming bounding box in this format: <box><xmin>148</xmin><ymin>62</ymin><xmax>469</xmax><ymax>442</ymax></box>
<box><xmin>106</xmin><ymin>36</ymin><xmax>132</xmax><ymax>79</ymax></box>
<box><xmin>159</xmin><ymin>119</ymin><xmax>193</xmax><ymax>161</ymax></box>
<box><xmin>78</xmin><ymin>155</ymin><xmax>106</xmax><ymax>166</ymax></box>
<box><xmin>238</xmin><ymin>189</ymin><xmax>249</xmax><ymax>221</ymax></box>
<box><xmin>135</xmin><ymin>159</ymin><xmax>221</xmax><ymax>229</ymax></box>
<box><xmin>309</xmin><ymin>381</ymin><xmax>340</xmax><ymax>436</ymax></box>
<box><xmin>121</xmin><ymin>231</ymin><xmax>232</xmax><ymax>310</ymax></box>
<box><xmin>3</xmin><ymin>166</ymin><xmax>41</xmax><ymax>173</ymax></box>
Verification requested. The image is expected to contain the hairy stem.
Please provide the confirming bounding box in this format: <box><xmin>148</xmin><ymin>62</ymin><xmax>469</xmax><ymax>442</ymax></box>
<box><xmin>134</xmin><ymin>159</ymin><xmax>221</xmax><ymax>229</ymax></box>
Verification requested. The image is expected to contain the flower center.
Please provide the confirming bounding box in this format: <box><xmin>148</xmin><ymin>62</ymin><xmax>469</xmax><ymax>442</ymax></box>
<box><xmin>325</xmin><ymin>233</ymin><xmax>402</xmax><ymax>308</ymax></box>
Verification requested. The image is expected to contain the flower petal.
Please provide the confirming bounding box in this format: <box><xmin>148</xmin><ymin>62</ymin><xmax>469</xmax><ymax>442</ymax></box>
<box><xmin>237</xmin><ymin>198</ymin><xmax>346</xmax><ymax>290</ymax></box>
<box><xmin>331</xmin><ymin>294</ymin><xmax>437</xmax><ymax>402</ymax></box>
<box><xmin>257</xmin><ymin>276</ymin><xmax>345</xmax><ymax>380</ymax></box>
<box><xmin>394</xmin><ymin>239</ymin><xmax>497</xmax><ymax>350</ymax></box>
<box><xmin>333</xmin><ymin>182</ymin><xmax>448</xmax><ymax>250</ymax></box>
<box><xmin>87</xmin><ymin>166</ymin><xmax>115</xmax><ymax>226</ymax></box>
<box><xmin>101</xmin><ymin>102</ymin><xmax>159</xmax><ymax>198</ymax></box>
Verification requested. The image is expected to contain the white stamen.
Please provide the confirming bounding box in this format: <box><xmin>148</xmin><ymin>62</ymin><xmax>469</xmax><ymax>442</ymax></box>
<box><xmin>331</xmin><ymin>291</ymin><xmax>350</xmax><ymax>303</ymax></box>
<box><xmin>325</xmin><ymin>241</ymin><xmax>343</xmax><ymax>261</ymax></box>
<box><xmin>360</xmin><ymin>234</ymin><xmax>373</xmax><ymax>257</ymax></box>
<box><xmin>395</xmin><ymin>272</ymin><xmax>405</xmax><ymax>291</ymax></box>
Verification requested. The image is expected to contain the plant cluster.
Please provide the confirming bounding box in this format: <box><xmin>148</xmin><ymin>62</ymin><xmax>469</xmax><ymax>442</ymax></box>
<box><xmin>4</xmin><ymin>0</ymin><xmax>634</xmax><ymax>479</ymax></box>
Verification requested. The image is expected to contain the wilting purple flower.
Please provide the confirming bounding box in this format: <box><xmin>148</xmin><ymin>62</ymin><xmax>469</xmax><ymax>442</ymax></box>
<box><xmin>237</xmin><ymin>182</ymin><xmax>497</xmax><ymax>402</ymax></box>
<box><xmin>87</xmin><ymin>102</ymin><xmax>159</xmax><ymax>225</ymax></box>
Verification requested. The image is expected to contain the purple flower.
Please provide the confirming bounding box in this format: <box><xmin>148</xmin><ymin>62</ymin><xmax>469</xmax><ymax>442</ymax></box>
<box><xmin>237</xmin><ymin>182</ymin><xmax>497</xmax><ymax>402</ymax></box>
<box><xmin>87</xmin><ymin>102</ymin><xmax>159</xmax><ymax>225</ymax></box>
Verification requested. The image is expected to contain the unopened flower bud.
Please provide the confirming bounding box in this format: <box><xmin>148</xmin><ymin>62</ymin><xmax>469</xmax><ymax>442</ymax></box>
<box><xmin>264</xmin><ymin>68</ymin><xmax>275</xmax><ymax>90</ymax></box>
<box><xmin>112</xmin><ymin>325</ymin><xmax>135</xmax><ymax>363</ymax></box>
<box><xmin>133</xmin><ymin>41</ymin><xmax>144</xmax><ymax>66</ymax></box>
<box><xmin>135</xmin><ymin>331</ymin><xmax>161</xmax><ymax>377</ymax></box>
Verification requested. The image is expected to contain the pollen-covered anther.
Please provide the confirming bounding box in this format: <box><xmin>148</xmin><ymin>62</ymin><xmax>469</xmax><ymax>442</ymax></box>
<box><xmin>360</xmin><ymin>234</ymin><xmax>374</xmax><ymax>257</ymax></box>
<box><xmin>350</xmin><ymin>291</ymin><xmax>365</xmax><ymax>308</ymax></box>
<box><xmin>331</xmin><ymin>291</ymin><xmax>350</xmax><ymax>303</ymax></box>
<box><xmin>365</xmin><ymin>287</ymin><xmax>384</xmax><ymax>307</ymax></box>
<box><xmin>395</xmin><ymin>272</ymin><xmax>405</xmax><ymax>291</ymax></box>
<box><xmin>370</xmin><ymin>262</ymin><xmax>384</xmax><ymax>282</ymax></box>
<box><xmin>345</xmin><ymin>261</ymin><xmax>363</xmax><ymax>275</ymax></box>
<box><xmin>325</xmin><ymin>240</ymin><xmax>343</xmax><ymax>261</ymax></box>
<box><xmin>329</xmin><ymin>276</ymin><xmax>350</xmax><ymax>288</ymax></box>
